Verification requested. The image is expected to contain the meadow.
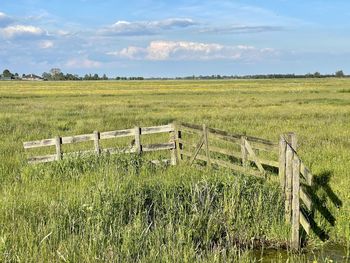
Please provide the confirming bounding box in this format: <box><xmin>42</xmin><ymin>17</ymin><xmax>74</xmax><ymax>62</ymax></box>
<box><xmin>0</xmin><ymin>79</ymin><xmax>349</xmax><ymax>262</ymax></box>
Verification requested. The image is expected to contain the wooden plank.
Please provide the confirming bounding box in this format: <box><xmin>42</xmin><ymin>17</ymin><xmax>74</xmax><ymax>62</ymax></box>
<box><xmin>61</xmin><ymin>133</ymin><xmax>94</xmax><ymax>144</ymax></box>
<box><xmin>182</xmin><ymin>151</ymin><xmax>263</xmax><ymax>178</ymax></box>
<box><xmin>300</xmin><ymin>212</ymin><xmax>311</xmax><ymax>235</ymax></box>
<box><xmin>300</xmin><ymin>188</ymin><xmax>312</xmax><ymax>211</ymax></box>
<box><xmin>258</xmin><ymin>158</ymin><xmax>279</xmax><ymax>168</ymax></box>
<box><xmin>189</xmin><ymin>135</ymin><xmax>204</xmax><ymax>165</ymax></box>
<box><xmin>28</xmin><ymin>154</ymin><xmax>57</xmax><ymax>164</ymax></box>
<box><xmin>184</xmin><ymin>142</ymin><xmax>278</xmax><ymax>168</ymax></box>
<box><xmin>23</xmin><ymin>138</ymin><xmax>56</xmax><ymax>149</ymax></box>
<box><xmin>134</xmin><ymin>126</ymin><xmax>141</xmax><ymax>154</ymax></box>
<box><xmin>244</xmin><ymin>140</ymin><xmax>265</xmax><ymax>173</ymax></box>
<box><xmin>300</xmin><ymin>161</ymin><xmax>313</xmax><ymax>186</ymax></box>
<box><xmin>249</xmin><ymin>141</ymin><xmax>278</xmax><ymax>152</ymax></box>
<box><xmin>203</xmin><ymin>124</ymin><xmax>211</xmax><ymax>166</ymax></box>
<box><xmin>180</xmin><ymin>122</ymin><xmax>203</xmax><ymax>132</ymax></box>
<box><xmin>100</xmin><ymin>129</ymin><xmax>135</xmax><ymax>140</ymax></box>
<box><xmin>207</xmin><ymin>124</ymin><xmax>277</xmax><ymax>147</ymax></box>
<box><xmin>211</xmin><ymin>158</ymin><xmax>263</xmax><ymax>178</ymax></box>
<box><xmin>279</xmin><ymin>137</ymin><xmax>287</xmax><ymax>192</ymax></box>
<box><xmin>285</xmin><ymin>144</ymin><xmax>293</xmax><ymax>224</ymax></box>
<box><xmin>143</xmin><ymin>142</ymin><xmax>175</xmax><ymax>152</ymax></box>
<box><xmin>241</xmin><ymin>136</ymin><xmax>248</xmax><ymax>166</ymax></box>
<box><xmin>93</xmin><ymin>131</ymin><xmax>100</xmax><ymax>154</ymax></box>
<box><xmin>104</xmin><ymin>143</ymin><xmax>174</xmax><ymax>155</ymax></box>
<box><xmin>55</xmin><ymin>136</ymin><xmax>62</xmax><ymax>161</ymax></box>
<box><xmin>207</xmin><ymin>126</ymin><xmax>241</xmax><ymax>140</ymax></box>
<box><xmin>141</xmin><ymin>124</ymin><xmax>174</xmax><ymax>135</ymax></box>
<box><xmin>209</xmin><ymin>145</ymin><xmax>242</xmax><ymax>160</ymax></box>
<box><xmin>291</xmin><ymin>156</ymin><xmax>300</xmax><ymax>250</ymax></box>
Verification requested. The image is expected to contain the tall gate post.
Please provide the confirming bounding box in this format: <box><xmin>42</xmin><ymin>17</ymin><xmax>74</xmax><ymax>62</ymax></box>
<box><xmin>279</xmin><ymin>132</ymin><xmax>301</xmax><ymax>249</ymax></box>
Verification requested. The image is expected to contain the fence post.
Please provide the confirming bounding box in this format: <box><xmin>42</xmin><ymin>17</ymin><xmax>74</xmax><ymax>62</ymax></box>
<box><xmin>288</xmin><ymin>132</ymin><xmax>298</xmax><ymax>150</ymax></box>
<box><xmin>203</xmin><ymin>124</ymin><xmax>211</xmax><ymax>166</ymax></box>
<box><xmin>55</xmin><ymin>136</ymin><xmax>62</xmax><ymax>161</ymax></box>
<box><xmin>279</xmin><ymin>136</ymin><xmax>287</xmax><ymax>192</ymax></box>
<box><xmin>93</xmin><ymin>131</ymin><xmax>100</xmax><ymax>154</ymax></box>
<box><xmin>241</xmin><ymin>136</ymin><xmax>248</xmax><ymax>166</ymax></box>
<box><xmin>169</xmin><ymin>124</ymin><xmax>177</xmax><ymax>166</ymax></box>
<box><xmin>134</xmin><ymin>126</ymin><xmax>141</xmax><ymax>154</ymax></box>
<box><xmin>173</xmin><ymin>122</ymin><xmax>182</xmax><ymax>163</ymax></box>
<box><xmin>285</xmin><ymin>144</ymin><xmax>293</xmax><ymax>223</ymax></box>
<box><xmin>291</xmin><ymin>155</ymin><xmax>300</xmax><ymax>250</ymax></box>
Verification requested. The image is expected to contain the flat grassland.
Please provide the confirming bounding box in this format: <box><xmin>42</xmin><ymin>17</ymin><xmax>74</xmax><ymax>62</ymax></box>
<box><xmin>0</xmin><ymin>79</ymin><xmax>349</xmax><ymax>261</ymax></box>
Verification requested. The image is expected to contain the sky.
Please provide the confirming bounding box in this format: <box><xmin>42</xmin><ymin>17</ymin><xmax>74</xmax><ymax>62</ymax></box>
<box><xmin>0</xmin><ymin>0</ymin><xmax>350</xmax><ymax>77</ymax></box>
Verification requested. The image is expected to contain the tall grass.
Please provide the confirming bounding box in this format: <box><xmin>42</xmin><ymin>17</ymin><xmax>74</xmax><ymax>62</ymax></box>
<box><xmin>0</xmin><ymin>79</ymin><xmax>349</xmax><ymax>261</ymax></box>
<box><xmin>1</xmin><ymin>154</ymin><xmax>288</xmax><ymax>262</ymax></box>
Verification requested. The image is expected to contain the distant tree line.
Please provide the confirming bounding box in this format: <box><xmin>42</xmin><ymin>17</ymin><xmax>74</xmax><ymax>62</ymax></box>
<box><xmin>175</xmin><ymin>70</ymin><xmax>346</xmax><ymax>80</ymax></box>
<box><xmin>0</xmin><ymin>68</ymin><xmax>347</xmax><ymax>81</ymax></box>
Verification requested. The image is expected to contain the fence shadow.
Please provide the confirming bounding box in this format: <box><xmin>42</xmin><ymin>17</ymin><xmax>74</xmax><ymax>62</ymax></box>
<box><xmin>303</xmin><ymin>170</ymin><xmax>342</xmax><ymax>241</ymax></box>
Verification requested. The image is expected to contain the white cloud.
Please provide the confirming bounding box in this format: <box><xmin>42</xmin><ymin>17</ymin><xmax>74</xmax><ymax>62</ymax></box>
<box><xmin>0</xmin><ymin>12</ymin><xmax>14</xmax><ymax>27</ymax></box>
<box><xmin>101</xmin><ymin>18</ymin><xmax>196</xmax><ymax>36</ymax></box>
<box><xmin>65</xmin><ymin>58</ymin><xmax>101</xmax><ymax>68</ymax></box>
<box><xmin>39</xmin><ymin>40</ymin><xmax>54</xmax><ymax>49</ymax></box>
<box><xmin>108</xmin><ymin>40</ymin><xmax>277</xmax><ymax>61</ymax></box>
<box><xmin>200</xmin><ymin>25</ymin><xmax>284</xmax><ymax>34</ymax></box>
<box><xmin>1</xmin><ymin>25</ymin><xmax>46</xmax><ymax>39</ymax></box>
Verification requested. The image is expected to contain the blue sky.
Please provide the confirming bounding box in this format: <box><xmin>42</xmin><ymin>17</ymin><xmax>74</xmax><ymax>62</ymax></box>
<box><xmin>0</xmin><ymin>0</ymin><xmax>349</xmax><ymax>77</ymax></box>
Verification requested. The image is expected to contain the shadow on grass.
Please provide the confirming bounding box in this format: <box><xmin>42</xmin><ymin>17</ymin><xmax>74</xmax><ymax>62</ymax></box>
<box><xmin>302</xmin><ymin>170</ymin><xmax>342</xmax><ymax>242</ymax></box>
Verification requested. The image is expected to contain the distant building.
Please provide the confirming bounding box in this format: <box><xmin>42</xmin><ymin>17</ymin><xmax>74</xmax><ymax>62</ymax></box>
<box><xmin>22</xmin><ymin>74</ymin><xmax>44</xmax><ymax>81</ymax></box>
<box><xmin>0</xmin><ymin>77</ymin><xmax>12</xmax><ymax>81</ymax></box>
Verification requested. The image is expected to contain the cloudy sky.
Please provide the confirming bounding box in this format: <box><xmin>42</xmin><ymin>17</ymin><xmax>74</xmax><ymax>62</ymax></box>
<box><xmin>1</xmin><ymin>0</ymin><xmax>350</xmax><ymax>77</ymax></box>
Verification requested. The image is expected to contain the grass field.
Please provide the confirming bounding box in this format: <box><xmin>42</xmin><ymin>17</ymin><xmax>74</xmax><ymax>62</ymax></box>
<box><xmin>0</xmin><ymin>79</ymin><xmax>349</xmax><ymax>262</ymax></box>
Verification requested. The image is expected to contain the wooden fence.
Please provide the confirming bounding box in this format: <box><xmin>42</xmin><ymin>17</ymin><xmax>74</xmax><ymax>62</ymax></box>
<box><xmin>23</xmin><ymin>124</ymin><xmax>177</xmax><ymax>165</ymax></box>
<box><xmin>23</xmin><ymin>122</ymin><xmax>315</xmax><ymax>250</ymax></box>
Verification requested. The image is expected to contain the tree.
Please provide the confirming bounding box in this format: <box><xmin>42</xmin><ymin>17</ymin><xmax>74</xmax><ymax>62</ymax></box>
<box><xmin>42</xmin><ymin>72</ymin><xmax>52</xmax><ymax>80</ymax></box>
<box><xmin>50</xmin><ymin>68</ymin><xmax>61</xmax><ymax>76</ymax></box>
<box><xmin>3</xmin><ymin>69</ymin><xmax>12</xmax><ymax>78</ymax></box>
<box><xmin>314</xmin><ymin>72</ymin><xmax>321</xmax><ymax>78</ymax></box>
<box><xmin>335</xmin><ymin>70</ymin><xmax>344</xmax><ymax>78</ymax></box>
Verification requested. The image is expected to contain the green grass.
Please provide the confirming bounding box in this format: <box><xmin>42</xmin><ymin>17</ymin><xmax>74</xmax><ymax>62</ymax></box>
<box><xmin>0</xmin><ymin>79</ymin><xmax>349</xmax><ymax>261</ymax></box>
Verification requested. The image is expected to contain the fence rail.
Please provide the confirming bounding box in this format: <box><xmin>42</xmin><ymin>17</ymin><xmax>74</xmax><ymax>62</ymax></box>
<box><xmin>23</xmin><ymin>121</ymin><xmax>316</xmax><ymax>250</ymax></box>
<box><xmin>178</xmin><ymin>122</ymin><xmax>279</xmax><ymax>177</ymax></box>
<box><xmin>24</xmin><ymin>124</ymin><xmax>176</xmax><ymax>164</ymax></box>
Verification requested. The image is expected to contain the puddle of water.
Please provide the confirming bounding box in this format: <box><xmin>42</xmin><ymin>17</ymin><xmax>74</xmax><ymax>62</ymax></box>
<box><xmin>252</xmin><ymin>243</ymin><xmax>349</xmax><ymax>262</ymax></box>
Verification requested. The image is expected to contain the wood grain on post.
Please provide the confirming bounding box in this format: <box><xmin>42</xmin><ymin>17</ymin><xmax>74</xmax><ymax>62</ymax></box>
<box><xmin>203</xmin><ymin>124</ymin><xmax>211</xmax><ymax>166</ymax></box>
<box><xmin>174</xmin><ymin>122</ymin><xmax>182</xmax><ymax>163</ymax></box>
<box><xmin>134</xmin><ymin>126</ymin><xmax>141</xmax><ymax>154</ymax></box>
<box><xmin>279</xmin><ymin>136</ymin><xmax>287</xmax><ymax>192</ymax></box>
<box><xmin>55</xmin><ymin>136</ymin><xmax>62</xmax><ymax>161</ymax></box>
<box><xmin>241</xmin><ymin>136</ymin><xmax>248</xmax><ymax>166</ymax></box>
<box><xmin>285</xmin><ymin>144</ymin><xmax>293</xmax><ymax>223</ymax></box>
<box><xmin>291</xmin><ymin>155</ymin><xmax>300</xmax><ymax>250</ymax></box>
<box><xmin>288</xmin><ymin>132</ymin><xmax>297</xmax><ymax>151</ymax></box>
<box><xmin>93</xmin><ymin>131</ymin><xmax>100</xmax><ymax>154</ymax></box>
<box><xmin>169</xmin><ymin>125</ymin><xmax>177</xmax><ymax>166</ymax></box>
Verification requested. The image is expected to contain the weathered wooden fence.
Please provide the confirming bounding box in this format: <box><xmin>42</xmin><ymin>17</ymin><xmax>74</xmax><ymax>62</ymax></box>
<box><xmin>23</xmin><ymin>122</ymin><xmax>315</xmax><ymax>250</ymax></box>
<box><xmin>23</xmin><ymin>124</ymin><xmax>177</xmax><ymax>165</ymax></box>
